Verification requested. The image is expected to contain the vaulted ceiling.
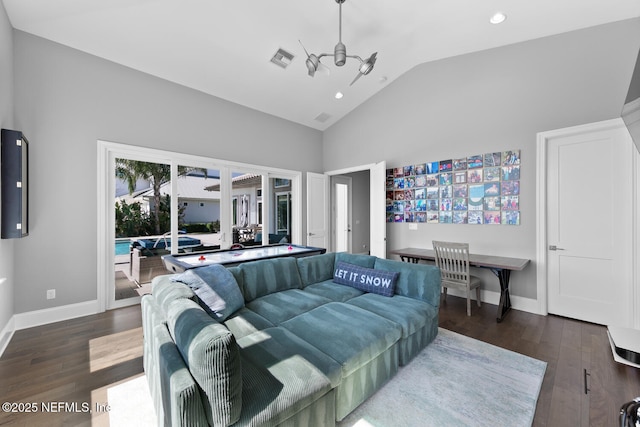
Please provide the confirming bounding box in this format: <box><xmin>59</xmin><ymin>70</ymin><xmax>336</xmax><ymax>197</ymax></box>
<box><xmin>3</xmin><ymin>0</ymin><xmax>640</xmax><ymax>130</ymax></box>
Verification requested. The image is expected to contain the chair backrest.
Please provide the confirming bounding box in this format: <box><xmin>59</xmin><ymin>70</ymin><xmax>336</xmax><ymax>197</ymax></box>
<box><xmin>432</xmin><ymin>241</ymin><xmax>471</xmax><ymax>286</ymax></box>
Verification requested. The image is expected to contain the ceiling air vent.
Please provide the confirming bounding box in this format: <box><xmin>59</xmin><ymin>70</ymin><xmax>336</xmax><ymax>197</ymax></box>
<box><xmin>270</xmin><ymin>48</ymin><xmax>295</xmax><ymax>69</ymax></box>
<box><xmin>314</xmin><ymin>112</ymin><xmax>332</xmax><ymax>123</ymax></box>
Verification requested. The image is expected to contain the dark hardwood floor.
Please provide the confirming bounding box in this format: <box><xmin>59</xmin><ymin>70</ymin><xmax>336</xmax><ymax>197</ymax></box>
<box><xmin>0</xmin><ymin>297</ymin><xmax>638</xmax><ymax>426</ymax></box>
<box><xmin>0</xmin><ymin>305</ymin><xmax>143</xmax><ymax>427</ymax></box>
<box><xmin>439</xmin><ymin>296</ymin><xmax>640</xmax><ymax>427</ymax></box>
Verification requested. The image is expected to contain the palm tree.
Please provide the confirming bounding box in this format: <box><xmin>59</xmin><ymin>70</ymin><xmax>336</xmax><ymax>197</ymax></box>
<box><xmin>115</xmin><ymin>159</ymin><xmax>206</xmax><ymax>235</ymax></box>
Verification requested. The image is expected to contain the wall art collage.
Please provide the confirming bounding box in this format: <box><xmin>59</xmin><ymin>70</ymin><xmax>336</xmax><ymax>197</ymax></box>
<box><xmin>386</xmin><ymin>149</ymin><xmax>521</xmax><ymax>225</ymax></box>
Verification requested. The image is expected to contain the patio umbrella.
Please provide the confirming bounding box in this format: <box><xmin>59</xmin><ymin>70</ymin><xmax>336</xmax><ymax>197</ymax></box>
<box><xmin>240</xmin><ymin>194</ymin><xmax>249</xmax><ymax>227</ymax></box>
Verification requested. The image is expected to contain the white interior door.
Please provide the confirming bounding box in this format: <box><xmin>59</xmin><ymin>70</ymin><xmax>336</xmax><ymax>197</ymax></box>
<box><xmin>546</xmin><ymin>120</ymin><xmax>633</xmax><ymax>326</ymax></box>
<box><xmin>332</xmin><ymin>176</ymin><xmax>352</xmax><ymax>253</ymax></box>
<box><xmin>370</xmin><ymin>161</ymin><xmax>387</xmax><ymax>258</ymax></box>
<box><xmin>306</xmin><ymin>172</ymin><xmax>329</xmax><ymax>249</ymax></box>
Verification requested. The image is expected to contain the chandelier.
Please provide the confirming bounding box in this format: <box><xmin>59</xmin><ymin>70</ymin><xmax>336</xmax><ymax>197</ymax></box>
<box><xmin>299</xmin><ymin>0</ymin><xmax>378</xmax><ymax>86</ymax></box>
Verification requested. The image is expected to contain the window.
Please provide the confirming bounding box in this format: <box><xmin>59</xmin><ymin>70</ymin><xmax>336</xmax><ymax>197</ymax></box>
<box><xmin>275</xmin><ymin>192</ymin><xmax>291</xmax><ymax>234</ymax></box>
<box><xmin>98</xmin><ymin>140</ymin><xmax>302</xmax><ymax>310</ymax></box>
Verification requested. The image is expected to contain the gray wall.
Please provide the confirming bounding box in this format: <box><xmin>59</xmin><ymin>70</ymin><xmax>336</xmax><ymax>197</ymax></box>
<box><xmin>625</xmin><ymin>47</ymin><xmax>640</xmax><ymax>104</ymax></box>
<box><xmin>5</xmin><ymin>15</ymin><xmax>640</xmax><ymax>319</ymax></box>
<box><xmin>12</xmin><ymin>31</ymin><xmax>323</xmax><ymax>313</ymax></box>
<box><xmin>0</xmin><ymin>0</ymin><xmax>15</xmax><ymax>342</ymax></box>
<box><xmin>323</xmin><ymin>18</ymin><xmax>640</xmax><ymax>300</ymax></box>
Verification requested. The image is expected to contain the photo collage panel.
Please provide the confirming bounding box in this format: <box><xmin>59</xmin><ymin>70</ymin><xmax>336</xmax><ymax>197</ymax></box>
<box><xmin>386</xmin><ymin>150</ymin><xmax>520</xmax><ymax>225</ymax></box>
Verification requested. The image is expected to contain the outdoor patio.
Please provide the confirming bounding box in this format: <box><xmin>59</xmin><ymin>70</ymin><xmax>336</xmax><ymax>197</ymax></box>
<box><xmin>113</xmin><ymin>232</ymin><xmax>222</xmax><ymax>300</ymax></box>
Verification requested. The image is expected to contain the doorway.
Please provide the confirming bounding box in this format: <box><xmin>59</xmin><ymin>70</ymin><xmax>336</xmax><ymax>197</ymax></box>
<box><xmin>536</xmin><ymin>118</ymin><xmax>634</xmax><ymax>326</ymax></box>
<box><xmin>306</xmin><ymin>163</ymin><xmax>384</xmax><ymax>256</ymax></box>
<box><xmin>326</xmin><ymin>167</ymin><xmax>377</xmax><ymax>255</ymax></box>
<box><xmin>332</xmin><ymin>175</ymin><xmax>352</xmax><ymax>253</ymax></box>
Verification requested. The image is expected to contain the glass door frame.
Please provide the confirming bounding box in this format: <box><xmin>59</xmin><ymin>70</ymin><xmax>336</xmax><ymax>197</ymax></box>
<box><xmin>275</xmin><ymin>191</ymin><xmax>292</xmax><ymax>235</ymax></box>
<box><xmin>97</xmin><ymin>141</ymin><xmax>302</xmax><ymax>311</ymax></box>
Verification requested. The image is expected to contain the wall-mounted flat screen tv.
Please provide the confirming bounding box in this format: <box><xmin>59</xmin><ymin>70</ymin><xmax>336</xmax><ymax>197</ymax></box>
<box><xmin>1</xmin><ymin>129</ymin><xmax>29</xmax><ymax>238</ymax></box>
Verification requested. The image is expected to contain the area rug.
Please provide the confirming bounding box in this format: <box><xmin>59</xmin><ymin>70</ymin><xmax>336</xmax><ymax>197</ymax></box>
<box><xmin>108</xmin><ymin>328</ymin><xmax>546</xmax><ymax>427</ymax></box>
<box><xmin>107</xmin><ymin>375</ymin><xmax>156</xmax><ymax>427</ymax></box>
<box><xmin>337</xmin><ymin>328</ymin><xmax>547</xmax><ymax>427</ymax></box>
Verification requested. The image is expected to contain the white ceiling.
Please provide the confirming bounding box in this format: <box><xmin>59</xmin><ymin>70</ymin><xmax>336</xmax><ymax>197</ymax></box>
<box><xmin>3</xmin><ymin>0</ymin><xmax>640</xmax><ymax>131</ymax></box>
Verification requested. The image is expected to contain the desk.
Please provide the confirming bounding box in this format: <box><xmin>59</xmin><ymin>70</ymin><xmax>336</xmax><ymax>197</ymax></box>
<box><xmin>162</xmin><ymin>244</ymin><xmax>326</xmax><ymax>273</ymax></box>
<box><xmin>389</xmin><ymin>247</ymin><xmax>530</xmax><ymax>322</ymax></box>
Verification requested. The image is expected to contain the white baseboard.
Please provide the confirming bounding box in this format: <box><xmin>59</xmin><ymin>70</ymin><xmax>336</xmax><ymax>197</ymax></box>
<box><xmin>0</xmin><ymin>316</ymin><xmax>15</xmax><ymax>358</ymax></box>
<box><xmin>14</xmin><ymin>300</ymin><xmax>101</xmax><ymax>331</ymax></box>
<box><xmin>0</xmin><ymin>289</ymin><xmax>539</xmax><ymax>357</ymax></box>
<box><xmin>445</xmin><ymin>288</ymin><xmax>541</xmax><ymax>315</ymax></box>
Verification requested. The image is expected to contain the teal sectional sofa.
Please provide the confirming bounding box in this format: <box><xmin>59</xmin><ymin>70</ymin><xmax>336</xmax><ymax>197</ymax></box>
<box><xmin>141</xmin><ymin>252</ymin><xmax>441</xmax><ymax>426</ymax></box>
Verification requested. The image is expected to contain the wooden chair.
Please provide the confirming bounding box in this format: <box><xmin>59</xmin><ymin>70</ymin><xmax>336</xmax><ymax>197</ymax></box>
<box><xmin>432</xmin><ymin>241</ymin><xmax>481</xmax><ymax>316</ymax></box>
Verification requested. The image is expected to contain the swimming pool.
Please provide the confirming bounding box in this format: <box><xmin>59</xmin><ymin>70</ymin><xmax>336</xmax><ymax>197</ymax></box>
<box><xmin>115</xmin><ymin>236</ymin><xmax>202</xmax><ymax>255</ymax></box>
<box><xmin>115</xmin><ymin>240</ymin><xmax>132</xmax><ymax>256</ymax></box>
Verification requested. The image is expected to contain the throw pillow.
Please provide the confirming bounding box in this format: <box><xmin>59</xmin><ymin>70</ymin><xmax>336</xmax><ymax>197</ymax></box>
<box><xmin>171</xmin><ymin>264</ymin><xmax>244</xmax><ymax>321</ymax></box>
<box><xmin>333</xmin><ymin>261</ymin><xmax>398</xmax><ymax>297</ymax></box>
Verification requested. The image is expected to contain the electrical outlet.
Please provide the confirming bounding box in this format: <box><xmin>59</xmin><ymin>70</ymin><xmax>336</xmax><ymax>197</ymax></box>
<box><xmin>408</xmin><ymin>223</ymin><xmax>418</xmax><ymax>230</ymax></box>
<box><xmin>46</xmin><ymin>289</ymin><xmax>56</xmax><ymax>300</ymax></box>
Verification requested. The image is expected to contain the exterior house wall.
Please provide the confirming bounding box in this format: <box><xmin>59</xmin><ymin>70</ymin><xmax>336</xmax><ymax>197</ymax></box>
<box><xmin>181</xmin><ymin>199</ymin><xmax>220</xmax><ymax>225</ymax></box>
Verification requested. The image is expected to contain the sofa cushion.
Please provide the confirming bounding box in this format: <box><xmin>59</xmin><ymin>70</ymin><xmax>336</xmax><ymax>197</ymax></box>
<box><xmin>224</xmin><ymin>307</ymin><xmax>275</xmax><ymax>339</ymax></box>
<box><xmin>374</xmin><ymin>258</ymin><xmax>441</xmax><ymax>306</ymax></box>
<box><xmin>302</xmin><ymin>279</ymin><xmax>364</xmax><ymax>302</ymax></box>
<box><xmin>152</xmin><ymin>277</ymin><xmax>196</xmax><ymax>314</ymax></box>
<box><xmin>227</xmin><ymin>266</ymin><xmax>244</xmax><ymax>295</ymax></box>
<box><xmin>246</xmin><ymin>289</ymin><xmax>332</xmax><ymax>325</ymax></box>
<box><xmin>166</xmin><ymin>298</ymin><xmax>242</xmax><ymax>427</ymax></box>
<box><xmin>281</xmin><ymin>302</ymin><xmax>402</xmax><ymax>377</ymax></box>
<box><xmin>154</xmin><ymin>323</ymin><xmax>208</xmax><ymax>427</ymax></box>
<box><xmin>235</xmin><ymin>327</ymin><xmax>340</xmax><ymax>425</ymax></box>
<box><xmin>346</xmin><ymin>293</ymin><xmax>437</xmax><ymax>338</ymax></box>
<box><xmin>333</xmin><ymin>261</ymin><xmax>399</xmax><ymax>297</ymax></box>
<box><xmin>171</xmin><ymin>264</ymin><xmax>244</xmax><ymax>322</ymax></box>
<box><xmin>237</xmin><ymin>327</ymin><xmax>342</xmax><ymax>388</ymax></box>
<box><xmin>151</xmin><ymin>274</ymin><xmax>182</xmax><ymax>294</ymax></box>
<box><xmin>239</xmin><ymin>257</ymin><xmax>303</xmax><ymax>302</ymax></box>
<box><xmin>335</xmin><ymin>252</ymin><xmax>376</xmax><ymax>268</ymax></box>
<box><xmin>296</xmin><ymin>252</ymin><xmax>336</xmax><ymax>287</ymax></box>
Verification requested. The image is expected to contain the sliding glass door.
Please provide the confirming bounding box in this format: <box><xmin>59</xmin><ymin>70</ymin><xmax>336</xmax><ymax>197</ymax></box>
<box><xmin>113</xmin><ymin>158</ymin><xmax>171</xmax><ymax>303</ymax></box>
<box><xmin>98</xmin><ymin>141</ymin><xmax>302</xmax><ymax>310</ymax></box>
<box><xmin>230</xmin><ymin>170</ymin><xmax>263</xmax><ymax>246</ymax></box>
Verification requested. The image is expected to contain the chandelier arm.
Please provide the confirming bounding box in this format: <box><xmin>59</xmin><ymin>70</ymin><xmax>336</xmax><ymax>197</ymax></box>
<box><xmin>319</xmin><ymin>53</ymin><xmax>361</xmax><ymax>59</ymax></box>
<box><xmin>318</xmin><ymin>54</ymin><xmax>364</xmax><ymax>62</ymax></box>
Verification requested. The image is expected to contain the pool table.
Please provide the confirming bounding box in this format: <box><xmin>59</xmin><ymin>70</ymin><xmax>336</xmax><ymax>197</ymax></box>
<box><xmin>161</xmin><ymin>243</ymin><xmax>326</xmax><ymax>273</ymax></box>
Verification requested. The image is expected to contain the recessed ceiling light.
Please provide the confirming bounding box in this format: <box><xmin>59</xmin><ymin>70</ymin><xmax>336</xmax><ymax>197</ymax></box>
<box><xmin>490</xmin><ymin>12</ymin><xmax>507</xmax><ymax>25</ymax></box>
<box><xmin>335</xmin><ymin>92</ymin><xmax>344</xmax><ymax>99</ymax></box>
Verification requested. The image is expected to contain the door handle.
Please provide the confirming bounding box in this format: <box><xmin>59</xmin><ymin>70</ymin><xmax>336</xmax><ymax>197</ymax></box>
<box><xmin>308</xmin><ymin>232</ymin><xmax>315</xmax><ymax>236</ymax></box>
<box><xmin>549</xmin><ymin>245</ymin><xmax>566</xmax><ymax>251</ymax></box>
